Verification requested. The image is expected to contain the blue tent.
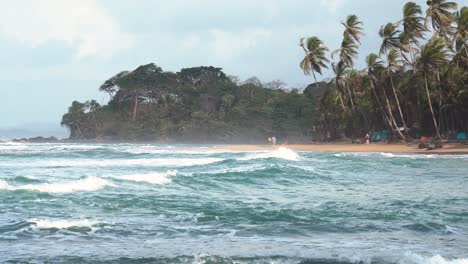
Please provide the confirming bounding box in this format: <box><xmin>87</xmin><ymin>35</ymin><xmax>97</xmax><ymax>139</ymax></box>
<box><xmin>456</xmin><ymin>132</ymin><xmax>467</xmax><ymax>140</ymax></box>
<box><xmin>382</xmin><ymin>129</ymin><xmax>389</xmax><ymax>140</ymax></box>
<box><xmin>371</xmin><ymin>132</ymin><xmax>382</xmax><ymax>142</ymax></box>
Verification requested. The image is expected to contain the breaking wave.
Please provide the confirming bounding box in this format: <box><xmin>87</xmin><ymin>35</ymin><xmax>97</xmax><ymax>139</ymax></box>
<box><xmin>0</xmin><ymin>177</ymin><xmax>113</xmax><ymax>193</ymax></box>
<box><xmin>237</xmin><ymin>147</ymin><xmax>299</xmax><ymax>161</ymax></box>
<box><xmin>114</xmin><ymin>170</ymin><xmax>177</xmax><ymax>185</ymax></box>
<box><xmin>29</xmin><ymin>218</ymin><xmax>102</xmax><ymax>229</ymax></box>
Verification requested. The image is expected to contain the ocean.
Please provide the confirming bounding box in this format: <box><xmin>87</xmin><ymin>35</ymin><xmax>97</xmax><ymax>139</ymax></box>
<box><xmin>0</xmin><ymin>142</ymin><xmax>467</xmax><ymax>264</ymax></box>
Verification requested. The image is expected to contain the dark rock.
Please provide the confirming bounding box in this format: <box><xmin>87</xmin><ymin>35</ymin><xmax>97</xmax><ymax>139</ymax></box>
<box><xmin>13</xmin><ymin>136</ymin><xmax>59</xmax><ymax>143</ymax></box>
<box><xmin>418</xmin><ymin>142</ymin><xmax>429</xmax><ymax>149</ymax></box>
<box><xmin>434</xmin><ymin>142</ymin><xmax>443</xmax><ymax>149</ymax></box>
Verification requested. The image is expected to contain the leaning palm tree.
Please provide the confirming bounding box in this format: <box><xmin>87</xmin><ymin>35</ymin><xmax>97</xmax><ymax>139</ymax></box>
<box><xmin>402</xmin><ymin>2</ymin><xmax>427</xmax><ymax>70</ymax></box>
<box><xmin>365</xmin><ymin>54</ymin><xmax>406</xmax><ymax>139</ymax></box>
<box><xmin>453</xmin><ymin>6</ymin><xmax>468</xmax><ymax>64</ymax></box>
<box><xmin>331</xmin><ymin>62</ymin><xmax>348</xmax><ymax>110</ymax></box>
<box><xmin>342</xmin><ymin>15</ymin><xmax>365</xmax><ymax>44</ymax></box>
<box><xmin>379</xmin><ymin>22</ymin><xmax>403</xmax><ymax>55</ymax></box>
<box><xmin>416</xmin><ymin>37</ymin><xmax>451</xmax><ymax>139</ymax></box>
<box><xmin>426</xmin><ymin>0</ymin><xmax>458</xmax><ymax>40</ymax></box>
<box><xmin>380</xmin><ymin>24</ymin><xmax>408</xmax><ymax>131</ymax></box>
<box><xmin>299</xmin><ymin>36</ymin><xmax>330</xmax><ymax>89</ymax></box>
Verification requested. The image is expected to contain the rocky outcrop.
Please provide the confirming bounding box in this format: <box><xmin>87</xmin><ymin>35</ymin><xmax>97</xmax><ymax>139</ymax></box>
<box><xmin>13</xmin><ymin>136</ymin><xmax>60</xmax><ymax>143</ymax></box>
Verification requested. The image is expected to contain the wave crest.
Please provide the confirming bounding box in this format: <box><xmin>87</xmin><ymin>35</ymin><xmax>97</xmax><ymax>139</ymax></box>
<box><xmin>116</xmin><ymin>170</ymin><xmax>177</xmax><ymax>185</ymax></box>
<box><xmin>237</xmin><ymin>147</ymin><xmax>299</xmax><ymax>161</ymax></box>
<box><xmin>0</xmin><ymin>177</ymin><xmax>113</xmax><ymax>193</ymax></box>
<box><xmin>29</xmin><ymin>219</ymin><xmax>101</xmax><ymax>229</ymax></box>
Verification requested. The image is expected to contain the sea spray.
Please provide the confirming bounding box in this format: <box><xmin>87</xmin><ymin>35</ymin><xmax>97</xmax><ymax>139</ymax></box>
<box><xmin>237</xmin><ymin>147</ymin><xmax>300</xmax><ymax>161</ymax></box>
<box><xmin>115</xmin><ymin>170</ymin><xmax>177</xmax><ymax>185</ymax></box>
<box><xmin>0</xmin><ymin>177</ymin><xmax>113</xmax><ymax>193</ymax></box>
<box><xmin>29</xmin><ymin>219</ymin><xmax>101</xmax><ymax>229</ymax></box>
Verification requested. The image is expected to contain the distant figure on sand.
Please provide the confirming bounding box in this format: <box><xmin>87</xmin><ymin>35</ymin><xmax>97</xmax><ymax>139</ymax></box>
<box><xmin>268</xmin><ymin>137</ymin><xmax>272</xmax><ymax>145</ymax></box>
<box><xmin>365</xmin><ymin>133</ymin><xmax>370</xmax><ymax>144</ymax></box>
<box><xmin>272</xmin><ymin>136</ymin><xmax>277</xmax><ymax>145</ymax></box>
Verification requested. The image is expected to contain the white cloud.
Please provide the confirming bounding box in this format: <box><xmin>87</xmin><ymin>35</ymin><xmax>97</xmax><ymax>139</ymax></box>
<box><xmin>0</xmin><ymin>0</ymin><xmax>134</xmax><ymax>58</ymax></box>
<box><xmin>321</xmin><ymin>0</ymin><xmax>346</xmax><ymax>14</ymax></box>
<box><xmin>209</xmin><ymin>29</ymin><xmax>272</xmax><ymax>60</ymax></box>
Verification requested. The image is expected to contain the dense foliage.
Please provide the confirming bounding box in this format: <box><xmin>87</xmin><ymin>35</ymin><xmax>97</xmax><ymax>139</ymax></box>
<box><xmin>62</xmin><ymin>65</ymin><xmax>317</xmax><ymax>143</ymax></box>
<box><xmin>301</xmin><ymin>0</ymin><xmax>467</xmax><ymax>140</ymax></box>
<box><xmin>63</xmin><ymin>1</ymin><xmax>467</xmax><ymax>142</ymax></box>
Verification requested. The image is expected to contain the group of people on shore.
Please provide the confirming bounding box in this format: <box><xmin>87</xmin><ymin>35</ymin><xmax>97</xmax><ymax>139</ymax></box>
<box><xmin>267</xmin><ymin>136</ymin><xmax>277</xmax><ymax>145</ymax></box>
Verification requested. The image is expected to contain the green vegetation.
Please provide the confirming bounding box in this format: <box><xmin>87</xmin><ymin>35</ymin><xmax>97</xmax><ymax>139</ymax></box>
<box><xmin>304</xmin><ymin>0</ymin><xmax>467</xmax><ymax>140</ymax></box>
<box><xmin>62</xmin><ymin>65</ymin><xmax>317</xmax><ymax>142</ymax></box>
<box><xmin>63</xmin><ymin>0</ymin><xmax>467</xmax><ymax>142</ymax></box>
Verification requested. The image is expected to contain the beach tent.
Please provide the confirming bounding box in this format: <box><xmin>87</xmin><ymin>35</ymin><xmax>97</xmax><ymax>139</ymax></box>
<box><xmin>371</xmin><ymin>132</ymin><xmax>382</xmax><ymax>142</ymax></box>
<box><xmin>456</xmin><ymin>132</ymin><xmax>467</xmax><ymax>140</ymax></box>
<box><xmin>382</xmin><ymin>130</ymin><xmax>389</xmax><ymax>140</ymax></box>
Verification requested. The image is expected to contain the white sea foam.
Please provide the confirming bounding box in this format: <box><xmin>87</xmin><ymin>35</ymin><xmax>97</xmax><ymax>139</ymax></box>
<box><xmin>237</xmin><ymin>147</ymin><xmax>299</xmax><ymax>161</ymax></box>
<box><xmin>5</xmin><ymin>157</ymin><xmax>224</xmax><ymax>168</ymax></box>
<box><xmin>402</xmin><ymin>253</ymin><xmax>468</xmax><ymax>264</ymax></box>
<box><xmin>0</xmin><ymin>177</ymin><xmax>113</xmax><ymax>193</ymax></box>
<box><xmin>116</xmin><ymin>170</ymin><xmax>177</xmax><ymax>185</ymax></box>
<box><xmin>333</xmin><ymin>152</ymin><xmax>468</xmax><ymax>159</ymax></box>
<box><xmin>0</xmin><ymin>144</ymin><xmax>28</xmax><ymax>151</ymax></box>
<box><xmin>29</xmin><ymin>218</ymin><xmax>101</xmax><ymax>229</ymax></box>
<box><xmin>0</xmin><ymin>180</ymin><xmax>8</xmax><ymax>189</ymax></box>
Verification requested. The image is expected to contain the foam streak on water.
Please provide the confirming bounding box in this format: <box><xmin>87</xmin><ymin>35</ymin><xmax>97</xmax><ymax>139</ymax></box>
<box><xmin>0</xmin><ymin>142</ymin><xmax>467</xmax><ymax>263</ymax></box>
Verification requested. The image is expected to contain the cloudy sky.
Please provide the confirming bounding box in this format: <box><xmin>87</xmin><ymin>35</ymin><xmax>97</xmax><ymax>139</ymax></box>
<box><xmin>0</xmin><ymin>0</ymin><xmax>466</xmax><ymax>137</ymax></box>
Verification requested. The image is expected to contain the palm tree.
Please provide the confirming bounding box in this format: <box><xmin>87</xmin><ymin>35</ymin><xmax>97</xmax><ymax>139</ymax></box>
<box><xmin>402</xmin><ymin>2</ymin><xmax>426</xmax><ymax>71</ymax></box>
<box><xmin>453</xmin><ymin>6</ymin><xmax>468</xmax><ymax>64</ymax></box>
<box><xmin>417</xmin><ymin>37</ymin><xmax>451</xmax><ymax>139</ymax></box>
<box><xmin>331</xmin><ymin>62</ymin><xmax>348</xmax><ymax>110</ymax></box>
<box><xmin>365</xmin><ymin>54</ymin><xmax>406</xmax><ymax>139</ymax></box>
<box><xmin>380</xmin><ymin>23</ymin><xmax>409</xmax><ymax>131</ymax></box>
<box><xmin>299</xmin><ymin>36</ymin><xmax>330</xmax><ymax>89</ymax></box>
<box><xmin>426</xmin><ymin>0</ymin><xmax>458</xmax><ymax>39</ymax></box>
<box><xmin>342</xmin><ymin>15</ymin><xmax>365</xmax><ymax>44</ymax></box>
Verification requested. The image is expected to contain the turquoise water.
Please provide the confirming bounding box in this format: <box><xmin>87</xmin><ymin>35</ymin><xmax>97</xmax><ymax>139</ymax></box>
<box><xmin>0</xmin><ymin>143</ymin><xmax>467</xmax><ymax>264</ymax></box>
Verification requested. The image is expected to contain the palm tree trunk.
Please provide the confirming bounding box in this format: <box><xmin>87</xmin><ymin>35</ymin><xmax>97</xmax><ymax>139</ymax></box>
<box><xmin>370</xmin><ymin>80</ymin><xmax>393</xmax><ymax>130</ymax></box>
<box><xmin>424</xmin><ymin>73</ymin><xmax>442</xmax><ymax>139</ymax></box>
<box><xmin>385</xmin><ymin>48</ymin><xmax>408</xmax><ymax>131</ymax></box>
<box><xmin>133</xmin><ymin>95</ymin><xmax>138</xmax><ymax>121</ymax></box>
<box><xmin>336</xmin><ymin>80</ymin><xmax>346</xmax><ymax>110</ymax></box>
<box><xmin>312</xmin><ymin>71</ymin><xmax>320</xmax><ymax>90</ymax></box>
<box><xmin>436</xmin><ymin>70</ymin><xmax>443</xmax><ymax>135</ymax></box>
<box><xmin>389</xmin><ymin>73</ymin><xmax>408</xmax><ymax>130</ymax></box>
<box><xmin>382</xmin><ymin>84</ymin><xmax>406</xmax><ymax>140</ymax></box>
<box><xmin>345</xmin><ymin>83</ymin><xmax>355</xmax><ymax>111</ymax></box>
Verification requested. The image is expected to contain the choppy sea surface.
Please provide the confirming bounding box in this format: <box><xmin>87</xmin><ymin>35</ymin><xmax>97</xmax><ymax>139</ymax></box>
<box><xmin>0</xmin><ymin>142</ymin><xmax>467</xmax><ymax>264</ymax></box>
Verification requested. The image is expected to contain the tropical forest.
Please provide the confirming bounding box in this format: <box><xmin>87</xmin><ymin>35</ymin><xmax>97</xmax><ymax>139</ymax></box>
<box><xmin>62</xmin><ymin>0</ymin><xmax>467</xmax><ymax>142</ymax></box>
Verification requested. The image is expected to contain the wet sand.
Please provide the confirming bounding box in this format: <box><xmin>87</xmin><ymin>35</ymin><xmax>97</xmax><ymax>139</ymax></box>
<box><xmin>210</xmin><ymin>143</ymin><xmax>468</xmax><ymax>154</ymax></box>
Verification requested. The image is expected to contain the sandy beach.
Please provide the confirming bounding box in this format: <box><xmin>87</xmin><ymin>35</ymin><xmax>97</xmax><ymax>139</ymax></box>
<box><xmin>210</xmin><ymin>143</ymin><xmax>468</xmax><ymax>154</ymax></box>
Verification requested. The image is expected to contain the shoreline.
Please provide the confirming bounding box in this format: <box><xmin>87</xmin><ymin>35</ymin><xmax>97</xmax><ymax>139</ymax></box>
<box><xmin>210</xmin><ymin>143</ymin><xmax>468</xmax><ymax>154</ymax></box>
<box><xmin>3</xmin><ymin>139</ymin><xmax>468</xmax><ymax>154</ymax></box>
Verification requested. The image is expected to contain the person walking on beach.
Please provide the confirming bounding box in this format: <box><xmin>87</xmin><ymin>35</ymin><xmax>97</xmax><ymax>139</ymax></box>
<box><xmin>272</xmin><ymin>136</ymin><xmax>277</xmax><ymax>145</ymax></box>
<box><xmin>365</xmin><ymin>133</ymin><xmax>370</xmax><ymax>144</ymax></box>
<box><xmin>268</xmin><ymin>137</ymin><xmax>272</xmax><ymax>145</ymax></box>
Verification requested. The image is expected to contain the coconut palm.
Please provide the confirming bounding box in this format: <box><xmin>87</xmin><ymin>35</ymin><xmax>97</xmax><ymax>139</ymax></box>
<box><xmin>380</xmin><ymin>23</ymin><xmax>409</xmax><ymax>131</ymax></box>
<box><xmin>365</xmin><ymin>54</ymin><xmax>406</xmax><ymax>139</ymax></box>
<box><xmin>299</xmin><ymin>37</ymin><xmax>330</xmax><ymax>90</ymax></box>
<box><xmin>417</xmin><ymin>37</ymin><xmax>451</xmax><ymax>139</ymax></box>
<box><xmin>453</xmin><ymin>6</ymin><xmax>468</xmax><ymax>63</ymax></box>
<box><xmin>331</xmin><ymin>62</ymin><xmax>348</xmax><ymax>110</ymax></box>
<box><xmin>402</xmin><ymin>2</ymin><xmax>426</xmax><ymax>70</ymax></box>
<box><xmin>426</xmin><ymin>0</ymin><xmax>458</xmax><ymax>39</ymax></box>
<box><xmin>386</xmin><ymin>49</ymin><xmax>409</xmax><ymax>130</ymax></box>
<box><xmin>379</xmin><ymin>23</ymin><xmax>403</xmax><ymax>55</ymax></box>
<box><xmin>342</xmin><ymin>15</ymin><xmax>365</xmax><ymax>44</ymax></box>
